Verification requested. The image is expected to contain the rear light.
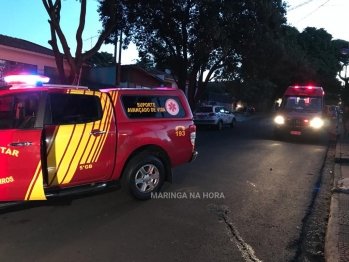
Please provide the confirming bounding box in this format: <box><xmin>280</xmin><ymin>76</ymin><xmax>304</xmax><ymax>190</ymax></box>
<box><xmin>304</xmin><ymin>119</ymin><xmax>309</xmax><ymax>123</ymax></box>
<box><xmin>209</xmin><ymin>113</ymin><xmax>216</xmax><ymax>116</ymax></box>
<box><xmin>307</xmin><ymin>86</ymin><xmax>313</xmax><ymax>89</ymax></box>
<box><xmin>189</xmin><ymin>125</ymin><xmax>196</xmax><ymax>147</ymax></box>
<box><xmin>294</xmin><ymin>86</ymin><xmax>299</xmax><ymax>89</ymax></box>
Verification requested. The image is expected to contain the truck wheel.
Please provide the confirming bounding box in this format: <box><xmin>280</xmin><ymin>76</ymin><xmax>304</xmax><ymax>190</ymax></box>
<box><xmin>230</xmin><ymin>118</ymin><xmax>236</xmax><ymax>128</ymax></box>
<box><xmin>217</xmin><ymin>120</ymin><xmax>223</xmax><ymax>130</ymax></box>
<box><xmin>122</xmin><ymin>153</ymin><xmax>165</xmax><ymax>200</ymax></box>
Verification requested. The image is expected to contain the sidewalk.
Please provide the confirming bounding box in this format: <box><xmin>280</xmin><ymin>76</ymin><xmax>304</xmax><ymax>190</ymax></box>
<box><xmin>326</xmin><ymin>129</ymin><xmax>349</xmax><ymax>261</ymax></box>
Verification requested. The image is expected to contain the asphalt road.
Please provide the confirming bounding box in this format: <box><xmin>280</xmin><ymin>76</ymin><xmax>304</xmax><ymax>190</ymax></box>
<box><xmin>0</xmin><ymin>114</ymin><xmax>332</xmax><ymax>262</ymax></box>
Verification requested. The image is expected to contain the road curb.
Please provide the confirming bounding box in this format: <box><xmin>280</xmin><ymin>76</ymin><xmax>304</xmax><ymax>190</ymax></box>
<box><xmin>325</xmin><ymin>163</ymin><xmax>341</xmax><ymax>262</ymax></box>
<box><xmin>335</xmin><ymin>142</ymin><xmax>341</xmax><ymax>163</ymax></box>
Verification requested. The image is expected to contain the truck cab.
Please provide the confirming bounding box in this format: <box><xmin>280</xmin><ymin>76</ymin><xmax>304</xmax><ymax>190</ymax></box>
<box><xmin>274</xmin><ymin>85</ymin><xmax>325</xmax><ymax>139</ymax></box>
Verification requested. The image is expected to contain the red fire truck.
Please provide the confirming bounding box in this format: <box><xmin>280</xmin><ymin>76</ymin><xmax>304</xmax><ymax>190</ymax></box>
<box><xmin>0</xmin><ymin>75</ymin><xmax>197</xmax><ymax>202</ymax></box>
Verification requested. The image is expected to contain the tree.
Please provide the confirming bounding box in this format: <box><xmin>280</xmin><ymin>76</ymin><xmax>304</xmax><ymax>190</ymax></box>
<box><xmin>297</xmin><ymin>27</ymin><xmax>342</xmax><ymax>93</ymax></box>
<box><xmin>42</xmin><ymin>0</ymin><xmax>118</xmax><ymax>85</ymax></box>
<box><xmin>85</xmin><ymin>51</ymin><xmax>115</xmax><ymax>67</ymax></box>
<box><xmin>98</xmin><ymin>0</ymin><xmax>287</xmax><ymax>108</ymax></box>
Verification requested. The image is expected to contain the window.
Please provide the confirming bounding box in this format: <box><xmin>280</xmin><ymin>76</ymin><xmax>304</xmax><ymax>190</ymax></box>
<box><xmin>46</xmin><ymin>94</ymin><xmax>102</xmax><ymax>125</ymax></box>
<box><xmin>281</xmin><ymin>96</ymin><xmax>322</xmax><ymax>111</ymax></box>
<box><xmin>0</xmin><ymin>92</ymin><xmax>41</xmax><ymax>130</ymax></box>
<box><xmin>222</xmin><ymin>107</ymin><xmax>231</xmax><ymax>114</ymax></box>
<box><xmin>195</xmin><ymin>106</ymin><xmax>213</xmax><ymax>113</ymax></box>
<box><xmin>121</xmin><ymin>95</ymin><xmax>186</xmax><ymax>118</ymax></box>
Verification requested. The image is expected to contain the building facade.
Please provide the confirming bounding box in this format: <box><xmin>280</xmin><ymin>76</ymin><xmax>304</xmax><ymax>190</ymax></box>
<box><xmin>0</xmin><ymin>34</ymin><xmax>71</xmax><ymax>86</ymax></box>
<box><xmin>0</xmin><ymin>34</ymin><xmax>181</xmax><ymax>91</ymax></box>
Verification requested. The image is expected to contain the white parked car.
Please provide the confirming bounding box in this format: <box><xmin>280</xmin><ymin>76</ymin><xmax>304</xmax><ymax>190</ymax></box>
<box><xmin>193</xmin><ymin>105</ymin><xmax>236</xmax><ymax>130</ymax></box>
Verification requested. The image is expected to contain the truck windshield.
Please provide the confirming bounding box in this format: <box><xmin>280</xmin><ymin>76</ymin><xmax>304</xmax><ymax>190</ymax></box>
<box><xmin>280</xmin><ymin>96</ymin><xmax>322</xmax><ymax>112</ymax></box>
<box><xmin>0</xmin><ymin>92</ymin><xmax>41</xmax><ymax>130</ymax></box>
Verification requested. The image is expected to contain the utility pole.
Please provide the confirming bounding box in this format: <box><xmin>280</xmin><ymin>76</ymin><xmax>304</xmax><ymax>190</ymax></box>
<box><xmin>114</xmin><ymin>35</ymin><xmax>118</xmax><ymax>65</ymax></box>
<box><xmin>117</xmin><ymin>30</ymin><xmax>122</xmax><ymax>86</ymax></box>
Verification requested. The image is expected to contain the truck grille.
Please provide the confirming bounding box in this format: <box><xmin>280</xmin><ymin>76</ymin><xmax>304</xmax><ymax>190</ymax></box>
<box><xmin>286</xmin><ymin>118</ymin><xmax>307</xmax><ymax>127</ymax></box>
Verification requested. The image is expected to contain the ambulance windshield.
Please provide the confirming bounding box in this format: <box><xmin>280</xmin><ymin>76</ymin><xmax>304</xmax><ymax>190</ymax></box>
<box><xmin>0</xmin><ymin>92</ymin><xmax>41</xmax><ymax>129</ymax></box>
<box><xmin>280</xmin><ymin>96</ymin><xmax>322</xmax><ymax>112</ymax></box>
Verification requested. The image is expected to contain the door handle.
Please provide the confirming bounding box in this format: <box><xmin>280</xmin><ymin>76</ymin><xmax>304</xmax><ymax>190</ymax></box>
<box><xmin>90</xmin><ymin>130</ymin><xmax>106</xmax><ymax>136</ymax></box>
<box><xmin>9</xmin><ymin>142</ymin><xmax>32</xmax><ymax>146</ymax></box>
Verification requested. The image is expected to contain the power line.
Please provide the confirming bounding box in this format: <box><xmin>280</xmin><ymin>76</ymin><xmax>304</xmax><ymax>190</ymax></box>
<box><xmin>288</xmin><ymin>0</ymin><xmax>315</xmax><ymax>11</ymax></box>
<box><xmin>84</xmin><ymin>35</ymin><xmax>99</xmax><ymax>49</ymax></box>
<box><xmin>84</xmin><ymin>35</ymin><xmax>99</xmax><ymax>41</ymax></box>
<box><xmin>296</xmin><ymin>0</ymin><xmax>331</xmax><ymax>23</ymax></box>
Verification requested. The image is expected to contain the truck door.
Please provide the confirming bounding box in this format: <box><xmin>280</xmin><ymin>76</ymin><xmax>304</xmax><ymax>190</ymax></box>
<box><xmin>0</xmin><ymin>91</ymin><xmax>46</xmax><ymax>201</ymax></box>
<box><xmin>44</xmin><ymin>90</ymin><xmax>116</xmax><ymax>187</ymax></box>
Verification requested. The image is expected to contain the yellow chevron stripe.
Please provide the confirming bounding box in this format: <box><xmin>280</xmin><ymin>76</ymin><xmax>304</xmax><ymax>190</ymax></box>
<box><xmin>62</xmin><ymin>122</ymin><xmax>93</xmax><ymax>184</ymax></box>
<box><xmin>46</xmin><ymin>127</ymin><xmax>59</xmax><ymax>154</ymax></box>
<box><xmin>94</xmin><ymin>91</ymin><xmax>118</xmax><ymax>161</ymax></box>
<box><xmin>57</xmin><ymin>124</ymin><xmax>85</xmax><ymax>184</ymax></box>
<box><xmin>76</xmin><ymin>92</ymin><xmax>101</xmax><ymax>164</ymax></box>
<box><xmin>113</xmin><ymin>91</ymin><xmax>119</xmax><ymax>106</ymax></box>
<box><xmin>80</xmin><ymin>125</ymin><xmax>98</xmax><ymax>164</ymax></box>
<box><xmin>47</xmin><ymin>125</ymin><xmax>75</xmax><ymax>185</ymax></box>
<box><xmin>27</xmin><ymin>170</ymin><xmax>46</xmax><ymax>200</ymax></box>
<box><xmin>25</xmin><ymin>163</ymin><xmax>46</xmax><ymax>200</ymax></box>
<box><xmin>92</xmin><ymin>96</ymin><xmax>112</xmax><ymax>162</ymax></box>
<box><xmin>93</xmin><ymin>92</ymin><xmax>117</xmax><ymax>162</ymax></box>
<box><xmin>86</xmin><ymin>93</ymin><xmax>109</xmax><ymax>163</ymax></box>
<box><xmin>68</xmin><ymin>90</ymin><xmax>94</xmax><ymax>95</ymax></box>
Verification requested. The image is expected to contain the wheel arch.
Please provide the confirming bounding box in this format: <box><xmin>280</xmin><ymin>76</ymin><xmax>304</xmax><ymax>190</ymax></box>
<box><xmin>120</xmin><ymin>144</ymin><xmax>173</xmax><ymax>183</ymax></box>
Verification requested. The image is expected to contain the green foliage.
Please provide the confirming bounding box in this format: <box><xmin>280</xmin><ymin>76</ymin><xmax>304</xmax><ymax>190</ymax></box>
<box><xmin>297</xmin><ymin>27</ymin><xmax>341</xmax><ymax>92</ymax></box>
<box><xmin>85</xmin><ymin>52</ymin><xmax>115</xmax><ymax>67</ymax></box>
<box><xmin>96</xmin><ymin>0</ymin><xmax>347</xmax><ymax>108</ymax></box>
<box><xmin>103</xmin><ymin>0</ymin><xmax>287</xmax><ymax>108</ymax></box>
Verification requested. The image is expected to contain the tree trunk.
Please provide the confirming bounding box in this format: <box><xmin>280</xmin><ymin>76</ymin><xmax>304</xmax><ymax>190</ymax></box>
<box><xmin>43</xmin><ymin>0</ymin><xmax>117</xmax><ymax>86</ymax></box>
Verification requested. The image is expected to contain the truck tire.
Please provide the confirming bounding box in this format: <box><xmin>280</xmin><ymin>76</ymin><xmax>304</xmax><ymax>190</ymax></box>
<box><xmin>217</xmin><ymin>120</ymin><xmax>223</xmax><ymax>130</ymax></box>
<box><xmin>230</xmin><ymin>118</ymin><xmax>236</xmax><ymax>128</ymax></box>
<box><xmin>122</xmin><ymin>153</ymin><xmax>165</xmax><ymax>200</ymax></box>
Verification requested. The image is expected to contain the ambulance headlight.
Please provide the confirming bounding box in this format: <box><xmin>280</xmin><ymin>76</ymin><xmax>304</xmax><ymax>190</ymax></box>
<box><xmin>310</xmin><ymin>117</ymin><xmax>324</xmax><ymax>128</ymax></box>
<box><xmin>274</xmin><ymin>116</ymin><xmax>285</xmax><ymax>124</ymax></box>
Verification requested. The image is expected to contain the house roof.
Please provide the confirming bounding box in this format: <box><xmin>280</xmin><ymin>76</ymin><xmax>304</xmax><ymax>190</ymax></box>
<box><xmin>122</xmin><ymin>64</ymin><xmax>165</xmax><ymax>84</ymax></box>
<box><xmin>147</xmin><ymin>68</ymin><xmax>173</xmax><ymax>79</ymax></box>
<box><xmin>0</xmin><ymin>34</ymin><xmax>54</xmax><ymax>57</ymax></box>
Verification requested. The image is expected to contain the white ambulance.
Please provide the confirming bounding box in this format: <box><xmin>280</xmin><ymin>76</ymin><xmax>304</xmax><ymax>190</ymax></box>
<box><xmin>273</xmin><ymin>85</ymin><xmax>325</xmax><ymax>140</ymax></box>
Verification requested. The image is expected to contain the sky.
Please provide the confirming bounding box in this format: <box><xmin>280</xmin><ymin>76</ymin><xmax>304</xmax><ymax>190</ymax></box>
<box><xmin>0</xmin><ymin>0</ymin><xmax>349</xmax><ymax>65</ymax></box>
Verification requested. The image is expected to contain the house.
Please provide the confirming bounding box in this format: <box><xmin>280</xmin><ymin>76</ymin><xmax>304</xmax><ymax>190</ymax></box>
<box><xmin>0</xmin><ymin>34</ymin><xmax>179</xmax><ymax>91</ymax></box>
<box><xmin>119</xmin><ymin>65</ymin><xmax>165</xmax><ymax>88</ymax></box>
<box><xmin>85</xmin><ymin>64</ymin><xmax>166</xmax><ymax>89</ymax></box>
<box><xmin>146</xmin><ymin>68</ymin><xmax>177</xmax><ymax>88</ymax></box>
<box><xmin>0</xmin><ymin>34</ymin><xmax>70</xmax><ymax>86</ymax></box>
